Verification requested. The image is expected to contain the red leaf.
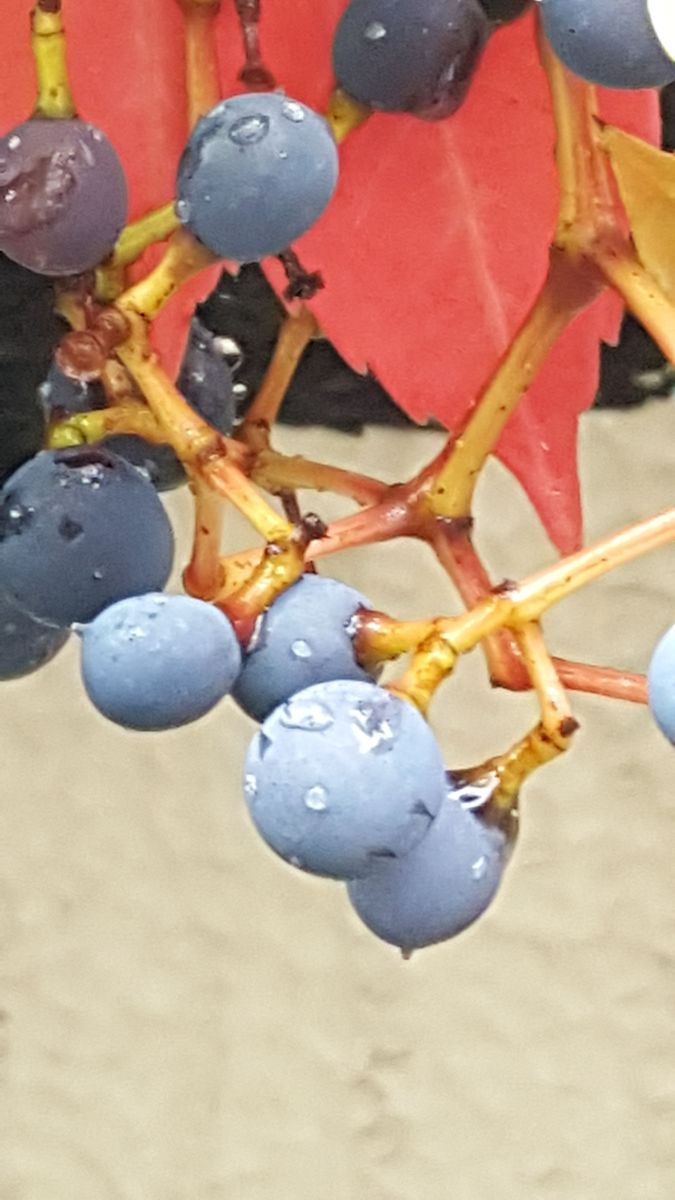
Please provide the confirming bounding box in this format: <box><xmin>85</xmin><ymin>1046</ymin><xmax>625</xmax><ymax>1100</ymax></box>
<box><xmin>0</xmin><ymin>3</ymin><xmax>660</xmax><ymax>551</ymax></box>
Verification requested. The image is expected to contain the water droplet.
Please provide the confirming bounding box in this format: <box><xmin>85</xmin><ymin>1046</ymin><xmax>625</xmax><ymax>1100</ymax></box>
<box><xmin>176</xmin><ymin>198</ymin><xmax>191</xmax><ymax>222</ymax></box>
<box><xmin>364</xmin><ymin>20</ymin><xmax>387</xmax><ymax>40</ymax></box>
<box><xmin>471</xmin><ymin>855</ymin><xmax>487</xmax><ymax>881</ymax></box>
<box><xmin>79</xmin><ymin>140</ymin><xmax>95</xmax><ymax>168</ymax></box>
<box><xmin>304</xmin><ymin>785</ymin><xmax>328</xmax><ymax>812</ymax></box>
<box><xmin>228</xmin><ymin>113</ymin><xmax>270</xmax><ymax>146</ymax></box>
<box><xmin>244</xmin><ymin>773</ymin><xmax>258</xmax><ymax>799</ymax></box>
<box><xmin>291</xmin><ymin>638</ymin><xmax>312</xmax><ymax>660</ymax></box>
<box><xmin>92</xmin><ymin>569</ymin><xmax>104</xmax><ymax>581</ymax></box>
<box><xmin>233</xmin><ymin>382</ymin><xmax>248</xmax><ymax>399</ymax></box>
<box><xmin>0</xmin><ymin>501</ymin><xmax>33</xmax><ymax>539</ymax></box>
<box><xmin>212</xmin><ymin>335</ymin><xmax>243</xmax><ymax>371</ymax></box>
<box><xmin>79</xmin><ymin>463</ymin><xmax>105</xmax><ymax>487</ymax></box>
<box><xmin>281</xmin><ymin>100</ymin><xmax>305</xmax><ymax>123</ymax></box>
<box><xmin>349</xmin><ymin>702</ymin><xmax>395</xmax><ymax>753</ymax></box>
<box><xmin>289</xmin><ymin>855</ymin><xmax>304</xmax><ymax>869</ymax></box>
<box><xmin>278</xmin><ymin>150</ymin><xmax>288</xmax><ymax>160</ymax></box>
<box><xmin>344</xmin><ymin>614</ymin><xmax>360</xmax><ymax>638</ymax></box>
<box><xmin>246</xmin><ymin>612</ymin><xmax>266</xmax><ymax>655</ymax></box>
<box><xmin>280</xmin><ymin>697</ymin><xmax>334</xmax><ymax>732</ymax></box>
<box><xmin>7</xmin><ymin>135</ymin><xmax>21</xmax><ymax>151</ymax></box>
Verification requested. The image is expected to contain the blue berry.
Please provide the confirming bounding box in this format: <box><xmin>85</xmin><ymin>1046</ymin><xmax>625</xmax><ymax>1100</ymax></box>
<box><xmin>0</xmin><ymin>447</ymin><xmax>174</xmax><ymax>627</ymax></box>
<box><xmin>538</xmin><ymin>0</ymin><xmax>675</xmax><ymax>90</ymax></box>
<box><xmin>347</xmin><ymin>773</ymin><xmax>509</xmax><ymax>952</ymax></box>
<box><xmin>0</xmin><ymin>590</ymin><xmax>68</xmax><ymax>680</ymax></box>
<box><xmin>648</xmin><ymin>622</ymin><xmax>675</xmax><ymax>742</ymax></box>
<box><xmin>80</xmin><ymin>593</ymin><xmax>242</xmax><ymax>731</ymax></box>
<box><xmin>243</xmin><ymin>679</ymin><xmax>447</xmax><ymax>880</ymax></box>
<box><xmin>176</xmin><ymin>93</ymin><xmax>339</xmax><ymax>262</ymax></box>
<box><xmin>233</xmin><ymin>574</ymin><xmax>377</xmax><ymax>721</ymax></box>
<box><xmin>332</xmin><ymin>0</ymin><xmax>489</xmax><ymax>120</ymax></box>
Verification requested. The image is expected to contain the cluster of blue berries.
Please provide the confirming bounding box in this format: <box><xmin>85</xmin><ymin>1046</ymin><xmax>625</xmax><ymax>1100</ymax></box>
<box><xmin>0</xmin><ymin>438</ymin><xmax>511</xmax><ymax>954</ymax></box>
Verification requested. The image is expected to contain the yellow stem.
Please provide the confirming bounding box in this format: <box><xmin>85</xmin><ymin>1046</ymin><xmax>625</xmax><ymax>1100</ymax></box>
<box><xmin>427</xmin><ymin>23</ymin><xmax>617</xmax><ymax>521</ymax></box>
<box><xmin>31</xmin><ymin>3</ymin><xmax>76</xmax><ymax>120</ymax></box>
<box><xmin>97</xmin><ymin>203</ymin><xmax>180</xmax><ymax>299</ymax></box>
<box><xmin>240</xmin><ymin>306</ymin><xmax>319</xmax><ymax>431</ymax></box>
<box><xmin>394</xmin><ymin>506</ymin><xmax>675</xmax><ymax>710</ymax></box>
<box><xmin>181</xmin><ymin>0</ymin><xmax>222</xmax><ymax>126</ymax></box>
<box><xmin>183</xmin><ymin>472</ymin><xmax>225</xmax><ymax>599</ymax></box>
<box><xmin>201</xmin><ymin>457</ymin><xmax>292</xmax><ymax>542</ymax></box>
<box><xmin>116</xmin><ymin>227</ymin><xmax>216</xmax><ymax>322</ymax></box>
<box><xmin>427</xmin><ymin>252</ymin><xmax>598</xmax><ymax>518</ymax></box>
<box><xmin>252</xmin><ymin>449</ymin><xmax>387</xmax><ymax>506</ymax></box>
<box><xmin>516</xmin><ymin>622</ymin><xmax>577</xmax><ymax>748</ymax></box>
<box><xmin>464</xmin><ymin>722</ymin><xmax>566</xmax><ymax>819</ymax></box>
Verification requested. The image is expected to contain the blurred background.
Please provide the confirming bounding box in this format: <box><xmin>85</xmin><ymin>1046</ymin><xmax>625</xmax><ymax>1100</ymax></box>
<box><xmin>2</xmin><ymin>397</ymin><xmax>675</xmax><ymax>1200</ymax></box>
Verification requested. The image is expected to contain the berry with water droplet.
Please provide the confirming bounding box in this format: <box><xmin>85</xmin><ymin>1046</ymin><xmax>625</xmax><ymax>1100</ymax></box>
<box><xmin>0</xmin><ymin>119</ymin><xmax>128</xmax><ymax>275</ymax></box>
<box><xmin>176</xmin><ymin>92</ymin><xmax>338</xmax><ymax>262</ymax></box>
<box><xmin>347</xmin><ymin>771</ymin><xmax>513</xmax><ymax>953</ymax></box>
<box><xmin>233</xmin><ymin>574</ymin><xmax>378</xmax><ymax>722</ymax></box>
<box><xmin>332</xmin><ymin>0</ymin><xmax>489</xmax><ymax>120</ymax></box>
<box><xmin>243</xmin><ymin>678</ymin><xmax>446</xmax><ymax>880</ymax></box>
<box><xmin>0</xmin><ymin>447</ymin><xmax>173</xmax><ymax>626</ymax></box>
<box><xmin>80</xmin><ymin>593</ymin><xmax>241</xmax><ymax>730</ymax></box>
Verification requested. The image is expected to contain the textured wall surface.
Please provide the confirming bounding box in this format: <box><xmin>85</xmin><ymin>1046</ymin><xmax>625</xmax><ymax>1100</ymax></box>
<box><xmin>2</xmin><ymin>404</ymin><xmax>675</xmax><ymax>1200</ymax></box>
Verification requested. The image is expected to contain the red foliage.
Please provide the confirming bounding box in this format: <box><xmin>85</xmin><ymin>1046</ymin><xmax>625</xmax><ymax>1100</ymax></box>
<box><xmin>0</xmin><ymin>1</ymin><xmax>660</xmax><ymax>550</ymax></box>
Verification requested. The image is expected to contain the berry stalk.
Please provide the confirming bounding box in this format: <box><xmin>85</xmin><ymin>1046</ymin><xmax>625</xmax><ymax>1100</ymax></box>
<box><xmin>31</xmin><ymin>0</ymin><xmax>76</xmax><ymax>120</ymax></box>
<box><xmin>180</xmin><ymin>0</ymin><xmax>222</xmax><ymax>126</ymax></box>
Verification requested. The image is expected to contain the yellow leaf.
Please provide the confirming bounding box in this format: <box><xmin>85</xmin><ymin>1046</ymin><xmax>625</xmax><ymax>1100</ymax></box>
<box><xmin>600</xmin><ymin>123</ymin><xmax>675</xmax><ymax>302</ymax></box>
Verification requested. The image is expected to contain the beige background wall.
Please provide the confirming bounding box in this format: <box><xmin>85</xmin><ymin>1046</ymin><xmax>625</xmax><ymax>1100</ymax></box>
<box><xmin>2</xmin><ymin>403</ymin><xmax>675</xmax><ymax>1199</ymax></box>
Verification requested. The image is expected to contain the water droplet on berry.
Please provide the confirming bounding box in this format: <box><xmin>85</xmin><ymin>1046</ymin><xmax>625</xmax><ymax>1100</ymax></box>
<box><xmin>7</xmin><ymin>135</ymin><xmax>21</xmax><ymax>151</ymax></box>
<box><xmin>79</xmin><ymin>464</ymin><xmax>105</xmax><ymax>488</ymax></box>
<box><xmin>0</xmin><ymin>502</ymin><xmax>33</xmax><ymax>538</ymax></box>
<box><xmin>281</xmin><ymin>100</ymin><xmax>305</xmax><ymax>123</ymax></box>
<box><xmin>228</xmin><ymin>113</ymin><xmax>270</xmax><ymax>145</ymax></box>
<box><xmin>291</xmin><ymin>638</ymin><xmax>312</xmax><ymax>660</ymax></box>
<box><xmin>349</xmin><ymin>702</ymin><xmax>395</xmax><ymax>753</ymax></box>
<box><xmin>364</xmin><ymin>20</ymin><xmax>387</xmax><ymax>40</ymax></box>
<box><xmin>244</xmin><ymin>773</ymin><xmax>258</xmax><ymax>799</ymax></box>
<box><xmin>280</xmin><ymin>697</ymin><xmax>334</xmax><ymax>731</ymax></box>
<box><xmin>471</xmin><ymin>855</ymin><xmax>487</xmax><ymax>881</ymax></box>
<box><xmin>304</xmin><ymin>785</ymin><xmax>329</xmax><ymax>812</ymax></box>
<box><xmin>212</xmin><ymin>335</ymin><xmax>243</xmax><ymax>371</ymax></box>
<box><xmin>246</xmin><ymin>612</ymin><xmax>265</xmax><ymax>654</ymax></box>
<box><xmin>176</xmin><ymin>198</ymin><xmax>192</xmax><ymax>222</ymax></box>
